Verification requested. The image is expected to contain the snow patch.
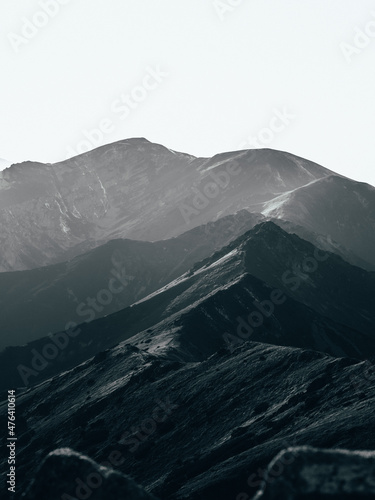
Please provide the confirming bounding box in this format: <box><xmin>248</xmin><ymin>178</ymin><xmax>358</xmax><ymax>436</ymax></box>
<box><xmin>199</xmin><ymin>151</ymin><xmax>247</xmax><ymax>174</ymax></box>
<box><xmin>262</xmin><ymin>192</ymin><xmax>291</xmax><ymax>217</ymax></box>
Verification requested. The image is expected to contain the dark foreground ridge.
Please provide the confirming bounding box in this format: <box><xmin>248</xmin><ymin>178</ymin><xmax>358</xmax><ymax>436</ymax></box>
<box><xmin>2</xmin><ymin>340</ymin><xmax>375</xmax><ymax>500</ymax></box>
<box><xmin>23</xmin><ymin>446</ymin><xmax>375</xmax><ymax>500</ymax></box>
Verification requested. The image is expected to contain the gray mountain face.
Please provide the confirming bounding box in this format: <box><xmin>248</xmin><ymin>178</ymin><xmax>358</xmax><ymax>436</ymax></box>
<box><xmin>4</xmin><ymin>138</ymin><xmax>373</xmax><ymax>273</ymax></box>
<box><xmin>263</xmin><ymin>174</ymin><xmax>375</xmax><ymax>270</ymax></box>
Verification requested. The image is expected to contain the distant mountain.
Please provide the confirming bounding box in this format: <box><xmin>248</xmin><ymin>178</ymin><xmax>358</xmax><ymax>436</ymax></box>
<box><xmin>1</xmin><ymin>139</ymin><xmax>374</xmax><ymax>274</ymax></box>
<box><xmin>0</xmin><ymin>140</ymin><xmax>332</xmax><ymax>272</ymax></box>
<box><xmin>2</xmin><ymin>222</ymin><xmax>374</xmax><ymax>390</ymax></box>
<box><xmin>0</xmin><ymin>210</ymin><xmax>262</xmax><ymax>349</ymax></box>
<box><xmin>270</xmin><ymin>218</ymin><xmax>375</xmax><ymax>271</ymax></box>
<box><xmin>263</xmin><ymin>174</ymin><xmax>375</xmax><ymax>270</ymax></box>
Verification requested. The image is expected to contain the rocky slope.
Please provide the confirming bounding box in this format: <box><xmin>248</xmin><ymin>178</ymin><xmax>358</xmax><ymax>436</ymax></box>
<box><xmin>2</xmin><ymin>222</ymin><xmax>374</xmax><ymax>390</ymax></box>
<box><xmin>0</xmin><ymin>211</ymin><xmax>262</xmax><ymax>349</ymax></box>
<box><xmin>2</xmin><ymin>339</ymin><xmax>375</xmax><ymax>500</ymax></box>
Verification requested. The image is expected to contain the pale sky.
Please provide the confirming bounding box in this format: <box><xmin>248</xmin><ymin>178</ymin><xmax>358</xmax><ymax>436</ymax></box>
<box><xmin>1</xmin><ymin>0</ymin><xmax>375</xmax><ymax>185</ymax></box>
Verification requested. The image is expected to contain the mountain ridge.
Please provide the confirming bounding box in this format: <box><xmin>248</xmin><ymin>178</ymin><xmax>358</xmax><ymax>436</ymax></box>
<box><xmin>0</xmin><ymin>140</ymin><xmax>341</xmax><ymax>272</ymax></box>
<box><xmin>2</xmin><ymin>221</ymin><xmax>374</xmax><ymax>390</ymax></box>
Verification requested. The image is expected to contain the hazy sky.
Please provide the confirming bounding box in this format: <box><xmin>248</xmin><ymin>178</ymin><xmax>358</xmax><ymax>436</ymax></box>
<box><xmin>1</xmin><ymin>0</ymin><xmax>375</xmax><ymax>185</ymax></box>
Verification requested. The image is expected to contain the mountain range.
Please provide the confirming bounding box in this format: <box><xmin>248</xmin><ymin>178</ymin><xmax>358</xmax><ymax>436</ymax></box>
<box><xmin>1</xmin><ymin>139</ymin><xmax>374</xmax><ymax>273</ymax></box>
<box><xmin>0</xmin><ymin>139</ymin><xmax>374</xmax><ymax>499</ymax></box>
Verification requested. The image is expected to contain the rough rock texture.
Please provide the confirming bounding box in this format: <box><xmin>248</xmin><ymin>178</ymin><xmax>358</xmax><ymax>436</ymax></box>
<box><xmin>22</xmin><ymin>448</ymin><xmax>157</xmax><ymax>500</ymax></box>
<box><xmin>252</xmin><ymin>446</ymin><xmax>375</xmax><ymax>499</ymax></box>
<box><xmin>3</xmin><ymin>339</ymin><xmax>375</xmax><ymax>500</ymax></box>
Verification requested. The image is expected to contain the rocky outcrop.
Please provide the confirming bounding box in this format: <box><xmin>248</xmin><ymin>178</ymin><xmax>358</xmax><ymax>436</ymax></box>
<box><xmin>252</xmin><ymin>446</ymin><xmax>375</xmax><ymax>499</ymax></box>
<box><xmin>23</xmin><ymin>448</ymin><xmax>157</xmax><ymax>500</ymax></box>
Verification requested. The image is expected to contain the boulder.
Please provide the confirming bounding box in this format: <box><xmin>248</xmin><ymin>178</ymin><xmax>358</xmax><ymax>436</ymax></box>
<box><xmin>252</xmin><ymin>446</ymin><xmax>375</xmax><ymax>499</ymax></box>
<box><xmin>22</xmin><ymin>448</ymin><xmax>157</xmax><ymax>500</ymax></box>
